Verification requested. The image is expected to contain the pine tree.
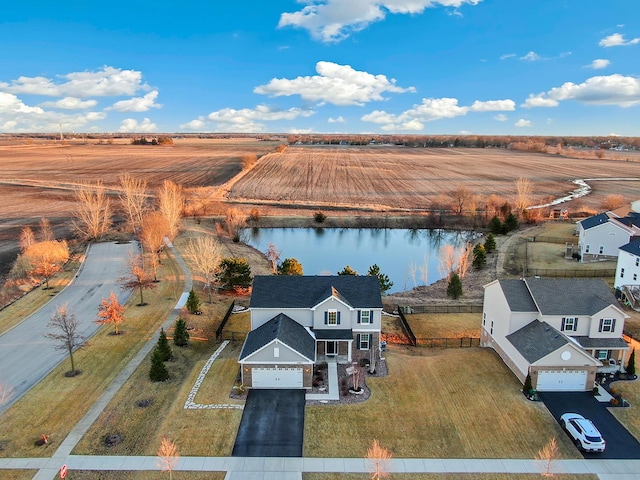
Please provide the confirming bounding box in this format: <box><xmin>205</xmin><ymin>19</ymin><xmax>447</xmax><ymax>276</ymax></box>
<box><xmin>447</xmin><ymin>273</ymin><xmax>463</xmax><ymax>299</ymax></box>
<box><xmin>174</xmin><ymin>317</ymin><xmax>190</xmax><ymax>347</ymax></box>
<box><xmin>186</xmin><ymin>289</ymin><xmax>201</xmax><ymax>314</ymax></box>
<box><xmin>367</xmin><ymin>264</ymin><xmax>394</xmax><ymax>294</ymax></box>
<box><xmin>149</xmin><ymin>347</ymin><xmax>169</xmax><ymax>382</ymax></box>
<box><xmin>488</xmin><ymin>216</ymin><xmax>503</xmax><ymax>235</ymax></box>
<box><xmin>523</xmin><ymin>373</ymin><xmax>533</xmax><ymax>395</ymax></box>
<box><xmin>157</xmin><ymin>328</ymin><xmax>172</xmax><ymax>361</ymax></box>
<box><xmin>627</xmin><ymin>349</ymin><xmax>636</xmax><ymax>376</ymax></box>
<box><xmin>472</xmin><ymin>244</ymin><xmax>487</xmax><ymax>269</ymax></box>
<box><xmin>484</xmin><ymin>233</ymin><xmax>496</xmax><ymax>253</ymax></box>
<box><xmin>504</xmin><ymin>213</ymin><xmax>519</xmax><ymax>232</ymax></box>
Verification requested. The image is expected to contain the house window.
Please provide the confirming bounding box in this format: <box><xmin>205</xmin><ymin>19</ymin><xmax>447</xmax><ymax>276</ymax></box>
<box><xmin>490</xmin><ymin>320</ymin><xmax>494</xmax><ymax>335</ymax></box>
<box><xmin>360</xmin><ymin>310</ymin><xmax>371</xmax><ymax>324</ymax></box>
<box><xmin>358</xmin><ymin>334</ymin><xmax>370</xmax><ymax>350</ymax></box>
<box><xmin>636</xmin><ymin>258</ymin><xmax>639</xmax><ymax>267</ymax></box>
<box><xmin>599</xmin><ymin>318</ymin><xmax>615</xmax><ymax>333</ymax></box>
<box><xmin>562</xmin><ymin>317</ymin><xmax>577</xmax><ymax>332</ymax></box>
<box><xmin>585</xmin><ymin>244</ymin><xmax>590</xmax><ymax>253</ymax></box>
<box><xmin>274</xmin><ymin>347</ymin><xmax>280</xmax><ymax>358</ymax></box>
<box><xmin>597</xmin><ymin>350</ymin><xmax>609</xmax><ymax>360</ymax></box>
<box><xmin>598</xmin><ymin>245</ymin><xmax>604</xmax><ymax>254</ymax></box>
<box><xmin>621</xmin><ymin>268</ymin><xmax>625</xmax><ymax>278</ymax></box>
<box><xmin>482</xmin><ymin>312</ymin><xmax>486</xmax><ymax>326</ymax></box>
<box><xmin>634</xmin><ymin>273</ymin><xmax>638</xmax><ymax>281</ymax></box>
<box><xmin>327</xmin><ymin>310</ymin><xmax>337</xmax><ymax>325</ymax></box>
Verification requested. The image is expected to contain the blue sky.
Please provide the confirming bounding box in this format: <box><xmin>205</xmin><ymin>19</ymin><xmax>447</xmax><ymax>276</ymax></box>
<box><xmin>0</xmin><ymin>0</ymin><xmax>639</xmax><ymax>135</ymax></box>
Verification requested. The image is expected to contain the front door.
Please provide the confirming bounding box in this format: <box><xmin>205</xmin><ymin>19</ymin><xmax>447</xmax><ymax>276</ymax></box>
<box><xmin>326</xmin><ymin>341</ymin><xmax>337</xmax><ymax>356</ymax></box>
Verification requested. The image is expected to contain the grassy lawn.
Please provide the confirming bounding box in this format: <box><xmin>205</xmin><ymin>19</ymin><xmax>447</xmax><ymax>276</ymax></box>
<box><xmin>73</xmin><ymin>300</ymin><xmax>244</xmax><ymax>457</ymax></box>
<box><xmin>0</xmin><ymin>471</ymin><xmax>36</xmax><ymax>480</ymax></box>
<box><xmin>609</xmin><ymin>340</ymin><xmax>640</xmax><ymax>440</ymax></box>
<box><xmin>63</xmin><ymin>472</ymin><xmax>225</xmax><ymax>480</ymax></box>
<box><xmin>304</xmin><ymin>347</ymin><xmax>580</xmax><ymax>459</ymax></box>
<box><xmin>406</xmin><ymin>313</ymin><xmax>481</xmax><ymax>340</ymax></box>
<box><xmin>0</xmin><ymin>250</ymin><xmax>182</xmax><ymax>458</ymax></box>
<box><xmin>303</xmin><ymin>475</ymin><xmax>596</xmax><ymax>480</ymax></box>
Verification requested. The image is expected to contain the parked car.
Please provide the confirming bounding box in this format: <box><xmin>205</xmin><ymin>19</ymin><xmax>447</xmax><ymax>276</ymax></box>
<box><xmin>560</xmin><ymin>413</ymin><xmax>606</xmax><ymax>452</ymax></box>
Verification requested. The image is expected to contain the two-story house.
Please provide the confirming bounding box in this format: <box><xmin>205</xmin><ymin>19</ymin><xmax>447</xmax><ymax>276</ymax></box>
<box><xmin>482</xmin><ymin>277</ymin><xmax>630</xmax><ymax>392</ymax></box>
<box><xmin>238</xmin><ymin>275</ymin><xmax>382</xmax><ymax>389</ymax></box>
<box><xmin>577</xmin><ymin>211</ymin><xmax>640</xmax><ymax>262</ymax></box>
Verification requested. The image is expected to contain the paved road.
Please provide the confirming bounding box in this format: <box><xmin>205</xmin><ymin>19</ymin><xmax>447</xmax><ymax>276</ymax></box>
<box><xmin>0</xmin><ymin>241</ymin><xmax>136</xmax><ymax>414</ymax></box>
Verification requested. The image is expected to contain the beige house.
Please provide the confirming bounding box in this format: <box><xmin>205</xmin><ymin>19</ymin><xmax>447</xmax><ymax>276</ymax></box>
<box><xmin>482</xmin><ymin>277</ymin><xmax>630</xmax><ymax>391</ymax></box>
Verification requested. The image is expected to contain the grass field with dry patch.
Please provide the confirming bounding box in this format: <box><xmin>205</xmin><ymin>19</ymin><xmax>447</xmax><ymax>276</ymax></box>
<box><xmin>406</xmin><ymin>313</ymin><xmax>481</xmax><ymax>340</ymax></box>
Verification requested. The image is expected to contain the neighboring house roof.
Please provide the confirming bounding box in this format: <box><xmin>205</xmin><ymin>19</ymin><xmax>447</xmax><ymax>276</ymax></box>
<box><xmin>506</xmin><ymin>320</ymin><xmax>569</xmax><ymax>363</ymax></box>
<box><xmin>239</xmin><ymin>313</ymin><xmax>315</xmax><ymax>361</ymax></box>
<box><xmin>572</xmin><ymin>336</ymin><xmax>630</xmax><ymax>350</ymax></box>
<box><xmin>615</xmin><ymin>214</ymin><xmax>640</xmax><ymax>229</ymax></box>
<box><xmin>250</xmin><ymin>275</ymin><xmax>383</xmax><ymax>309</ymax></box>
<box><xmin>620</xmin><ymin>238</ymin><xmax>640</xmax><ymax>256</ymax></box>
<box><xmin>579</xmin><ymin>213</ymin><xmax>610</xmax><ymax>230</ymax></box>
<box><xmin>498</xmin><ymin>279</ymin><xmax>537</xmax><ymax>312</ymax></box>
<box><xmin>524</xmin><ymin>277</ymin><xmax>618</xmax><ymax>316</ymax></box>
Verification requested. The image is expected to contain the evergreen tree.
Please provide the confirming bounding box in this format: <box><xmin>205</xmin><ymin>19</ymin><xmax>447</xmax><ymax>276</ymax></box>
<box><xmin>217</xmin><ymin>257</ymin><xmax>252</xmax><ymax>291</ymax></box>
<box><xmin>447</xmin><ymin>273</ymin><xmax>463</xmax><ymax>299</ymax></box>
<box><xmin>186</xmin><ymin>289</ymin><xmax>201</xmax><ymax>314</ymax></box>
<box><xmin>337</xmin><ymin>265</ymin><xmax>358</xmax><ymax>276</ymax></box>
<box><xmin>149</xmin><ymin>347</ymin><xmax>169</xmax><ymax>382</ymax></box>
<box><xmin>523</xmin><ymin>373</ymin><xmax>533</xmax><ymax>395</ymax></box>
<box><xmin>488</xmin><ymin>216</ymin><xmax>503</xmax><ymax>235</ymax></box>
<box><xmin>174</xmin><ymin>317</ymin><xmax>190</xmax><ymax>347</ymax></box>
<box><xmin>484</xmin><ymin>233</ymin><xmax>497</xmax><ymax>253</ymax></box>
<box><xmin>277</xmin><ymin>258</ymin><xmax>303</xmax><ymax>275</ymax></box>
<box><xmin>472</xmin><ymin>244</ymin><xmax>487</xmax><ymax>269</ymax></box>
<box><xmin>504</xmin><ymin>213</ymin><xmax>519</xmax><ymax>232</ymax></box>
<box><xmin>627</xmin><ymin>348</ymin><xmax>636</xmax><ymax>376</ymax></box>
<box><xmin>157</xmin><ymin>328</ymin><xmax>172</xmax><ymax>361</ymax></box>
<box><xmin>367</xmin><ymin>264</ymin><xmax>393</xmax><ymax>294</ymax></box>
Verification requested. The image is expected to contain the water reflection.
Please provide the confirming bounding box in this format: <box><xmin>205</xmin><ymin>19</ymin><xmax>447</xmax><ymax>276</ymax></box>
<box><xmin>243</xmin><ymin>228</ymin><xmax>478</xmax><ymax>294</ymax></box>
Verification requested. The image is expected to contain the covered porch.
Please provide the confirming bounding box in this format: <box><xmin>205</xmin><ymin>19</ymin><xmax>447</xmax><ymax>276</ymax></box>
<box><xmin>573</xmin><ymin>336</ymin><xmax>631</xmax><ymax>373</ymax></box>
<box><xmin>314</xmin><ymin>329</ymin><xmax>353</xmax><ymax>364</ymax></box>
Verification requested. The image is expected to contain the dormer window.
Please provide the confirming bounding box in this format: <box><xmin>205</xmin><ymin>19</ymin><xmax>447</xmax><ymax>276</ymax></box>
<box><xmin>599</xmin><ymin>318</ymin><xmax>615</xmax><ymax>333</ymax></box>
<box><xmin>561</xmin><ymin>317</ymin><xmax>578</xmax><ymax>332</ymax></box>
<box><xmin>325</xmin><ymin>310</ymin><xmax>340</xmax><ymax>326</ymax></box>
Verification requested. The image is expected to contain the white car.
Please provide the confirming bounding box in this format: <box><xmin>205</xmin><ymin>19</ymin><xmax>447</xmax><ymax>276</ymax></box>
<box><xmin>560</xmin><ymin>413</ymin><xmax>606</xmax><ymax>452</ymax></box>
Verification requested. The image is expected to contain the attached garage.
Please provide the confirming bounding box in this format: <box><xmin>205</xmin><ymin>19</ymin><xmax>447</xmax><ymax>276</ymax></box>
<box><xmin>252</xmin><ymin>367</ymin><xmax>304</xmax><ymax>389</ymax></box>
<box><xmin>535</xmin><ymin>370</ymin><xmax>588</xmax><ymax>392</ymax></box>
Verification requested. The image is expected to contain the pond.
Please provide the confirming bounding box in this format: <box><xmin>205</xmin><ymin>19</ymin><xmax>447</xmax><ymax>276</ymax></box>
<box><xmin>242</xmin><ymin>228</ymin><xmax>478</xmax><ymax>293</ymax></box>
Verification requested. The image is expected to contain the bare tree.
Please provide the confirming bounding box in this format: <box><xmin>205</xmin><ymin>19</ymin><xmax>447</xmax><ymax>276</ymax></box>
<box><xmin>456</xmin><ymin>243</ymin><xmax>472</xmax><ymax>279</ymax></box>
<box><xmin>157</xmin><ymin>436</ymin><xmax>179</xmax><ymax>480</ymax></box>
<box><xmin>367</xmin><ymin>439</ymin><xmax>392</xmax><ymax>480</ymax></box>
<box><xmin>46</xmin><ymin>303</ymin><xmax>84</xmax><ymax>376</ymax></box>
<box><xmin>118</xmin><ymin>172</ymin><xmax>149</xmax><ymax>234</ymax></box>
<box><xmin>19</xmin><ymin>226</ymin><xmax>35</xmax><ymax>253</ymax></box>
<box><xmin>183</xmin><ymin>235</ymin><xmax>223</xmax><ymax>303</ymax></box>
<box><xmin>122</xmin><ymin>254</ymin><xmax>156</xmax><ymax>305</ymax></box>
<box><xmin>23</xmin><ymin>239</ymin><xmax>70</xmax><ymax>289</ymax></box>
<box><xmin>602</xmin><ymin>194</ymin><xmax>625</xmax><ymax>211</ymax></box>
<box><xmin>418</xmin><ymin>253</ymin><xmax>429</xmax><ymax>286</ymax></box>
<box><xmin>96</xmin><ymin>292</ymin><xmax>126</xmax><ymax>335</ymax></box>
<box><xmin>265</xmin><ymin>243</ymin><xmax>280</xmax><ymax>273</ymax></box>
<box><xmin>536</xmin><ymin>437</ymin><xmax>559</xmax><ymax>477</ymax></box>
<box><xmin>407</xmin><ymin>261</ymin><xmax>417</xmax><ymax>289</ymax></box>
<box><xmin>39</xmin><ymin>217</ymin><xmax>54</xmax><ymax>242</ymax></box>
<box><xmin>72</xmin><ymin>181</ymin><xmax>113</xmax><ymax>240</ymax></box>
<box><xmin>449</xmin><ymin>186</ymin><xmax>472</xmax><ymax>216</ymax></box>
<box><xmin>157</xmin><ymin>180</ymin><xmax>184</xmax><ymax>241</ymax></box>
<box><xmin>223</xmin><ymin>207</ymin><xmax>246</xmax><ymax>240</ymax></box>
<box><xmin>514</xmin><ymin>177</ymin><xmax>532</xmax><ymax>213</ymax></box>
<box><xmin>241</xmin><ymin>153</ymin><xmax>258</xmax><ymax>170</ymax></box>
<box><xmin>438</xmin><ymin>244</ymin><xmax>458</xmax><ymax>281</ymax></box>
<box><xmin>139</xmin><ymin>211</ymin><xmax>170</xmax><ymax>280</ymax></box>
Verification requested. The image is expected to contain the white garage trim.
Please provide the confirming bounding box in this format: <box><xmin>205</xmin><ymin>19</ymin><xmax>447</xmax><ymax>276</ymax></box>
<box><xmin>252</xmin><ymin>367</ymin><xmax>303</xmax><ymax>389</ymax></box>
<box><xmin>536</xmin><ymin>370</ymin><xmax>588</xmax><ymax>392</ymax></box>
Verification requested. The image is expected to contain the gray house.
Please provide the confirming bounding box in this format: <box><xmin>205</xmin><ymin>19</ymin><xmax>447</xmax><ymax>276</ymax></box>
<box><xmin>239</xmin><ymin>275</ymin><xmax>383</xmax><ymax>389</ymax></box>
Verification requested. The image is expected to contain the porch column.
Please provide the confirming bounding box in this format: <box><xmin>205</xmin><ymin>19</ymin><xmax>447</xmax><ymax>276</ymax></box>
<box><xmin>620</xmin><ymin>349</ymin><xmax>629</xmax><ymax>372</ymax></box>
<box><xmin>347</xmin><ymin>340</ymin><xmax>352</xmax><ymax>362</ymax></box>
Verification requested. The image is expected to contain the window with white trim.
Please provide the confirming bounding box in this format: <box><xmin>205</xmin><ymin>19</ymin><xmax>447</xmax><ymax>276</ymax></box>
<box><xmin>358</xmin><ymin>334</ymin><xmax>370</xmax><ymax>350</ymax></box>
<box><xmin>598</xmin><ymin>245</ymin><xmax>604</xmax><ymax>254</ymax></box>
<box><xmin>328</xmin><ymin>310</ymin><xmax>337</xmax><ymax>325</ymax></box>
<box><xmin>360</xmin><ymin>310</ymin><xmax>371</xmax><ymax>324</ymax></box>
<box><xmin>634</xmin><ymin>273</ymin><xmax>638</xmax><ymax>281</ymax></box>
<box><xmin>490</xmin><ymin>320</ymin><xmax>494</xmax><ymax>335</ymax></box>
<box><xmin>482</xmin><ymin>312</ymin><xmax>486</xmax><ymax>326</ymax></box>
<box><xmin>597</xmin><ymin>350</ymin><xmax>608</xmax><ymax>360</ymax></box>
<box><xmin>585</xmin><ymin>244</ymin><xmax>590</xmax><ymax>253</ymax></box>
<box><xmin>274</xmin><ymin>347</ymin><xmax>280</xmax><ymax>358</ymax></box>
<box><xmin>621</xmin><ymin>268</ymin><xmax>625</xmax><ymax>278</ymax></box>
<box><xmin>600</xmin><ymin>318</ymin><xmax>614</xmax><ymax>332</ymax></box>
<box><xmin>636</xmin><ymin>258</ymin><xmax>639</xmax><ymax>267</ymax></box>
<box><xmin>562</xmin><ymin>317</ymin><xmax>577</xmax><ymax>332</ymax></box>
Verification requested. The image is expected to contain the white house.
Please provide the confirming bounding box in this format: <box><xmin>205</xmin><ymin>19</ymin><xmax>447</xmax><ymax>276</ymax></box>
<box><xmin>577</xmin><ymin>212</ymin><xmax>640</xmax><ymax>262</ymax></box>
<box><xmin>482</xmin><ymin>277</ymin><xmax>630</xmax><ymax>392</ymax></box>
<box><xmin>615</xmin><ymin>238</ymin><xmax>640</xmax><ymax>290</ymax></box>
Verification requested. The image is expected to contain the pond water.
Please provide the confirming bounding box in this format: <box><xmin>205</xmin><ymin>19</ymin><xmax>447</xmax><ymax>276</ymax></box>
<box><xmin>243</xmin><ymin>228</ymin><xmax>478</xmax><ymax>293</ymax></box>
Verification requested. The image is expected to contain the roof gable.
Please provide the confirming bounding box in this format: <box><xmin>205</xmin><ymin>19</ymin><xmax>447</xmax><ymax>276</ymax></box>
<box><xmin>498</xmin><ymin>279</ymin><xmax>537</xmax><ymax>312</ymax></box>
<box><xmin>250</xmin><ymin>275</ymin><xmax>382</xmax><ymax>309</ymax></box>
<box><xmin>506</xmin><ymin>320</ymin><xmax>569</xmax><ymax>363</ymax></box>
<box><xmin>579</xmin><ymin>213</ymin><xmax>609</xmax><ymax>230</ymax></box>
<box><xmin>524</xmin><ymin>277</ymin><xmax>617</xmax><ymax>316</ymax></box>
<box><xmin>239</xmin><ymin>313</ymin><xmax>315</xmax><ymax>361</ymax></box>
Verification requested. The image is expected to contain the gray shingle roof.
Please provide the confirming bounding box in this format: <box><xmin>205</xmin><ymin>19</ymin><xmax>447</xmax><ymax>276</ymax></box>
<box><xmin>620</xmin><ymin>238</ymin><xmax>640</xmax><ymax>256</ymax></box>
<box><xmin>239</xmin><ymin>313</ymin><xmax>315</xmax><ymax>361</ymax></box>
<box><xmin>313</xmin><ymin>329</ymin><xmax>354</xmax><ymax>340</ymax></box>
<box><xmin>249</xmin><ymin>275</ymin><xmax>383</xmax><ymax>309</ymax></box>
<box><xmin>572</xmin><ymin>336</ymin><xmax>630</xmax><ymax>349</ymax></box>
<box><xmin>579</xmin><ymin>213</ymin><xmax>609</xmax><ymax>230</ymax></box>
<box><xmin>498</xmin><ymin>279</ymin><xmax>537</xmax><ymax>312</ymax></box>
<box><xmin>506</xmin><ymin>320</ymin><xmax>569</xmax><ymax>363</ymax></box>
<box><xmin>524</xmin><ymin>277</ymin><xmax>618</xmax><ymax>316</ymax></box>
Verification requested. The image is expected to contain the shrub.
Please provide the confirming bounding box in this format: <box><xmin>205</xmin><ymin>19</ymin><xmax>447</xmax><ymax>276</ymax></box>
<box><xmin>627</xmin><ymin>348</ymin><xmax>636</xmax><ymax>376</ymax></box>
<box><xmin>174</xmin><ymin>317</ymin><xmax>190</xmax><ymax>347</ymax></box>
<box><xmin>149</xmin><ymin>348</ymin><xmax>169</xmax><ymax>382</ymax></box>
<box><xmin>447</xmin><ymin>273</ymin><xmax>463</xmax><ymax>299</ymax></box>
<box><xmin>313</xmin><ymin>211</ymin><xmax>327</xmax><ymax>223</ymax></box>
<box><xmin>217</xmin><ymin>257</ymin><xmax>252</xmax><ymax>291</ymax></box>
<box><xmin>488</xmin><ymin>216</ymin><xmax>503</xmax><ymax>235</ymax></box>
<box><xmin>185</xmin><ymin>289</ymin><xmax>201</xmax><ymax>315</ymax></box>
<box><xmin>248</xmin><ymin>208</ymin><xmax>261</xmax><ymax>222</ymax></box>
<box><xmin>523</xmin><ymin>373</ymin><xmax>533</xmax><ymax>394</ymax></box>
<box><xmin>472</xmin><ymin>244</ymin><xmax>487</xmax><ymax>269</ymax></box>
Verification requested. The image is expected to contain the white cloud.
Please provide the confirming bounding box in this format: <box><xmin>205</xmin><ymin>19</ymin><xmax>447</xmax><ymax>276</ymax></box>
<box><xmin>328</xmin><ymin>116</ymin><xmax>346</xmax><ymax>123</ymax></box>
<box><xmin>524</xmin><ymin>74</ymin><xmax>640</xmax><ymax>108</ymax></box>
<box><xmin>118</xmin><ymin>118</ymin><xmax>157</xmax><ymax>133</ymax></box>
<box><xmin>40</xmin><ymin>97</ymin><xmax>98</xmax><ymax>110</ymax></box>
<box><xmin>0</xmin><ymin>66</ymin><xmax>148</xmax><ymax>97</ymax></box>
<box><xmin>599</xmin><ymin>33</ymin><xmax>640</xmax><ymax>47</ymax></box>
<box><xmin>361</xmin><ymin>96</ymin><xmax>514</xmax><ymax>131</ymax></box>
<box><xmin>515</xmin><ymin>119</ymin><xmax>531</xmax><ymax>127</ymax></box>
<box><xmin>587</xmin><ymin>59</ymin><xmax>611</xmax><ymax>70</ymax></box>
<box><xmin>254</xmin><ymin>62</ymin><xmax>415</xmax><ymax>106</ymax></box>
<box><xmin>520</xmin><ymin>51</ymin><xmax>541</xmax><ymax>61</ymax></box>
<box><xmin>108</xmin><ymin>91</ymin><xmax>161</xmax><ymax>112</ymax></box>
<box><xmin>494</xmin><ymin>113</ymin><xmax>508</xmax><ymax>121</ymax></box>
<box><xmin>181</xmin><ymin>104</ymin><xmax>315</xmax><ymax>133</ymax></box>
<box><xmin>278</xmin><ymin>0</ymin><xmax>481</xmax><ymax>43</ymax></box>
<box><xmin>500</xmin><ymin>53</ymin><xmax>516</xmax><ymax>60</ymax></box>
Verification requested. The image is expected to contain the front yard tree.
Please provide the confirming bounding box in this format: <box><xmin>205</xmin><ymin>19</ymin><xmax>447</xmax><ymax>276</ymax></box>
<box><xmin>139</xmin><ymin>211</ymin><xmax>170</xmax><ymax>280</ymax></box>
<box><xmin>184</xmin><ymin>236</ymin><xmax>223</xmax><ymax>303</ymax></box>
<box><xmin>72</xmin><ymin>181</ymin><xmax>113</xmax><ymax>241</ymax></box>
<box><xmin>504</xmin><ymin>213</ymin><xmax>519</xmax><ymax>232</ymax></box>
<box><xmin>218</xmin><ymin>257</ymin><xmax>252</xmax><ymax>291</ymax></box>
<box><xmin>366</xmin><ymin>439</ymin><xmax>392</xmax><ymax>480</ymax></box>
<box><xmin>157</xmin><ymin>180</ymin><xmax>184</xmax><ymax>241</ymax></box>
<box><xmin>186</xmin><ymin>289</ymin><xmax>201</xmax><ymax>314</ymax></box>
<box><xmin>96</xmin><ymin>292</ymin><xmax>126</xmax><ymax>335</ymax></box>
<box><xmin>627</xmin><ymin>349</ymin><xmax>636</xmax><ymax>376</ymax></box>
<box><xmin>122</xmin><ymin>254</ymin><xmax>155</xmax><ymax>306</ymax></box>
<box><xmin>118</xmin><ymin>172</ymin><xmax>149</xmax><ymax>234</ymax></box>
<box><xmin>338</xmin><ymin>265</ymin><xmax>358</xmax><ymax>276</ymax></box>
<box><xmin>24</xmin><ymin>239</ymin><xmax>70</xmax><ymax>289</ymax></box>
<box><xmin>488</xmin><ymin>215</ymin><xmax>503</xmax><ymax>235</ymax></box>
<box><xmin>46</xmin><ymin>303</ymin><xmax>84</xmax><ymax>376</ymax></box>
<box><xmin>156</xmin><ymin>436</ymin><xmax>179</xmax><ymax>480</ymax></box>
<box><xmin>367</xmin><ymin>264</ymin><xmax>393</xmax><ymax>294</ymax></box>
<box><xmin>174</xmin><ymin>317</ymin><xmax>190</xmax><ymax>347</ymax></box>
<box><xmin>447</xmin><ymin>272</ymin><xmax>463</xmax><ymax>299</ymax></box>
<box><xmin>157</xmin><ymin>328</ymin><xmax>172</xmax><ymax>361</ymax></box>
<box><xmin>149</xmin><ymin>347</ymin><xmax>169</xmax><ymax>382</ymax></box>
<box><xmin>484</xmin><ymin>233</ymin><xmax>496</xmax><ymax>253</ymax></box>
<box><xmin>277</xmin><ymin>258</ymin><xmax>303</xmax><ymax>276</ymax></box>
<box><xmin>536</xmin><ymin>437</ymin><xmax>559</xmax><ymax>477</ymax></box>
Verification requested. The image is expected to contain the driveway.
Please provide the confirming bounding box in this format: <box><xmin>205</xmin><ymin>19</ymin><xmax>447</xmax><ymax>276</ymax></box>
<box><xmin>232</xmin><ymin>389</ymin><xmax>305</xmax><ymax>457</ymax></box>
<box><xmin>0</xmin><ymin>241</ymin><xmax>135</xmax><ymax>414</ymax></box>
<box><xmin>540</xmin><ymin>391</ymin><xmax>640</xmax><ymax>459</ymax></box>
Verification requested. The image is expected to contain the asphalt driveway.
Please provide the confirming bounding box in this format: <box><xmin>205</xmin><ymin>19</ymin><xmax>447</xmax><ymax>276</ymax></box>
<box><xmin>232</xmin><ymin>389</ymin><xmax>305</xmax><ymax>457</ymax></box>
<box><xmin>540</xmin><ymin>391</ymin><xmax>640</xmax><ymax>459</ymax></box>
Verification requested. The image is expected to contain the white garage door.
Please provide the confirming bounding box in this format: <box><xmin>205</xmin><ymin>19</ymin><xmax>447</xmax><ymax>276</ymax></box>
<box><xmin>536</xmin><ymin>370</ymin><xmax>588</xmax><ymax>391</ymax></box>
<box><xmin>252</xmin><ymin>367</ymin><xmax>303</xmax><ymax>389</ymax></box>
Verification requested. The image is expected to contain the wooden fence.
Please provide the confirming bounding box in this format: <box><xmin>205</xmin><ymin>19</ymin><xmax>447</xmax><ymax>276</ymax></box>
<box><xmin>215</xmin><ymin>300</ymin><xmax>235</xmax><ymax>340</ymax></box>
<box><xmin>396</xmin><ymin>306</ymin><xmax>417</xmax><ymax>346</ymax></box>
<box><xmin>418</xmin><ymin>337</ymin><xmax>480</xmax><ymax>348</ymax></box>
<box><xmin>526</xmin><ymin>268</ymin><xmax>616</xmax><ymax>278</ymax></box>
<box><xmin>529</xmin><ymin>236</ymin><xmax>576</xmax><ymax>244</ymax></box>
<box><xmin>399</xmin><ymin>304</ymin><xmax>483</xmax><ymax>314</ymax></box>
